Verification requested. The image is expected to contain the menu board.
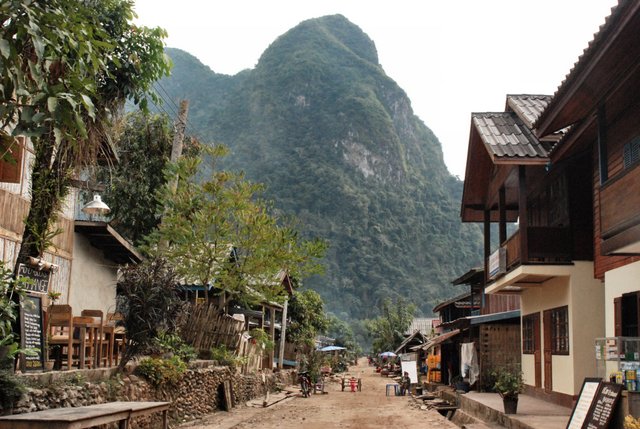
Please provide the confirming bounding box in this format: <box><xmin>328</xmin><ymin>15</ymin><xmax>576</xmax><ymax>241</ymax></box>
<box><xmin>17</xmin><ymin>263</ymin><xmax>50</xmax><ymax>294</ymax></box>
<box><xmin>584</xmin><ymin>382</ymin><xmax>622</xmax><ymax>429</ymax></box>
<box><xmin>19</xmin><ymin>295</ymin><xmax>44</xmax><ymax>372</ymax></box>
<box><xmin>567</xmin><ymin>378</ymin><xmax>602</xmax><ymax>429</ymax></box>
<box><xmin>566</xmin><ymin>379</ymin><xmax>622</xmax><ymax>429</ymax></box>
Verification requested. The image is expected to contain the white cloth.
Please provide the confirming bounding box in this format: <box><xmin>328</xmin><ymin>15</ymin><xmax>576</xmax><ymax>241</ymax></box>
<box><xmin>460</xmin><ymin>342</ymin><xmax>479</xmax><ymax>386</ymax></box>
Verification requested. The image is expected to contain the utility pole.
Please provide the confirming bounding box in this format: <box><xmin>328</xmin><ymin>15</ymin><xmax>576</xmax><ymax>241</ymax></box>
<box><xmin>278</xmin><ymin>300</ymin><xmax>288</xmax><ymax>369</ymax></box>
<box><xmin>170</xmin><ymin>99</ymin><xmax>189</xmax><ymax>163</ymax></box>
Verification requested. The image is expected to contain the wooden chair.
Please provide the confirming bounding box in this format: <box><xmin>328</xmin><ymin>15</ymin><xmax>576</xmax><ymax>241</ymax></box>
<box><xmin>47</xmin><ymin>305</ymin><xmax>76</xmax><ymax>370</ymax></box>
<box><xmin>80</xmin><ymin>310</ymin><xmax>108</xmax><ymax>368</ymax></box>
<box><xmin>107</xmin><ymin>312</ymin><xmax>126</xmax><ymax>367</ymax></box>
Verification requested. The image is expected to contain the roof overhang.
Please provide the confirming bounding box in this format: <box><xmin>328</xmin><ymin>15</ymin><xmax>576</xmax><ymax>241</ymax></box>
<box><xmin>485</xmin><ymin>264</ymin><xmax>575</xmax><ymax>295</ymax></box>
<box><xmin>417</xmin><ymin>329</ymin><xmax>461</xmax><ymax>351</ymax></box>
<box><xmin>74</xmin><ymin>220</ymin><xmax>142</xmax><ymax>264</ymax></box>
<box><xmin>535</xmin><ymin>1</ymin><xmax>640</xmax><ymax>137</ymax></box>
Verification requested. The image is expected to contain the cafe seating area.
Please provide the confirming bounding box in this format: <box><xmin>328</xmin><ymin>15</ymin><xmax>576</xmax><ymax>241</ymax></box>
<box><xmin>46</xmin><ymin>305</ymin><xmax>126</xmax><ymax>371</ymax></box>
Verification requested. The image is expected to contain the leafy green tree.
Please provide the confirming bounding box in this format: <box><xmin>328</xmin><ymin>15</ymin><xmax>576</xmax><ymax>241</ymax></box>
<box><xmin>0</xmin><ymin>0</ymin><xmax>170</xmax><ymax>267</ymax></box>
<box><xmin>326</xmin><ymin>313</ymin><xmax>361</xmax><ymax>357</ymax></box>
<box><xmin>146</xmin><ymin>145</ymin><xmax>326</xmax><ymax>305</ymax></box>
<box><xmin>366</xmin><ymin>298</ymin><xmax>416</xmax><ymax>353</ymax></box>
<box><xmin>286</xmin><ymin>289</ymin><xmax>329</xmax><ymax>348</ymax></box>
<box><xmin>100</xmin><ymin>112</ymin><xmax>175</xmax><ymax>245</ymax></box>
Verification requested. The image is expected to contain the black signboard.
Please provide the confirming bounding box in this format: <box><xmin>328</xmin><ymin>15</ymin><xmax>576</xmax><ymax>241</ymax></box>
<box><xmin>19</xmin><ymin>294</ymin><xmax>44</xmax><ymax>372</ymax></box>
<box><xmin>567</xmin><ymin>379</ymin><xmax>622</xmax><ymax>429</ymax></box>
<box><xmin>567</xmin><ymin>378</ymin><xmax>603</xmax><ymax>429</ymax></box>
<box><xmin>17</xmin><ymin>263</ymin><xmax>51</xmax><ymax>294</ymax></box>
<box><xmin>584</xmin><ymin>382</ymin><xmax>622</xmax><ymax>429</ymax></box>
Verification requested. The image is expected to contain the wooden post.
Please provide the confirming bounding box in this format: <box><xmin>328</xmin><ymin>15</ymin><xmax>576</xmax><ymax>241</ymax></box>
<box><xmin>518</xmin><ymin>166</ymin><xmax>529</xmax><ymax>263</ymax></box>
<box><xmin>269</xmin><ymin>307</ymin><xmax>276</xmax><ymax>370</ymax></box>
<box><xmin>278</xmin><ymin>300</ymin><xmax>288</xmax><ymax>369</ymax></box>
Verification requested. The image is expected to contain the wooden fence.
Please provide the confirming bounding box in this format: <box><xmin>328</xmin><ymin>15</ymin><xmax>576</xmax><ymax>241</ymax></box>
<box><xmin>178</xmin><ymin>303</ymin><xmax>245</xmax><ymax>354</ymax></box>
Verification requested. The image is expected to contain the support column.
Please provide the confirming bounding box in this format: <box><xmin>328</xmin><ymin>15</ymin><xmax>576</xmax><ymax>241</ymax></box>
<box><xmin>278</xmin><ymin>300</ymin><xmax>288</xmax><ymax>369</ymax></box>
<box><xmin>518</xmin><ymin>166</ymin><xmax>529</xmax><ymax>263</ymax></box>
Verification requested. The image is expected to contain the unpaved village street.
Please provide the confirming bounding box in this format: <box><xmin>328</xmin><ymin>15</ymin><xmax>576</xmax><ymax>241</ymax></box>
<box><xmin>180</xmin><ymin>358</ymin><xmax>459</xmax><ymax>429</ymax></box>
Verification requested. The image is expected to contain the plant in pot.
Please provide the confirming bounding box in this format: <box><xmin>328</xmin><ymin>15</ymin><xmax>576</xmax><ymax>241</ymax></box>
<box><xmin>492</xmin><ymin>365</ymin><xmax>524</xmax><ymax>414</ymax></box>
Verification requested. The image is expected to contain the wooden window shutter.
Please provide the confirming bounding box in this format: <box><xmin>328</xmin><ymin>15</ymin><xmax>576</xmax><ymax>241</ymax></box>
<box><xmin>0</xmin><ymin>136</ymin><xmax>24</xmax><ymax>184</ymax></box>
<box><xmin>614</xmin><ymin>296</ymin><xmax>622</xmax><ymax>337</ymax></box>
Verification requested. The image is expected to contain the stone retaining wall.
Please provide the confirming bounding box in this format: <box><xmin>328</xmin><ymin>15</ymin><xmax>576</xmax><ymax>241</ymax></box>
<box><xmin>13</xmin><ymin>361</ymin><xmax>296</xmax><ymax>428</ymax></box>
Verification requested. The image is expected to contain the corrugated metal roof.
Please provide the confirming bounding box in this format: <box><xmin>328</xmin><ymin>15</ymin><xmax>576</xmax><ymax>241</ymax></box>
<box><xmin>472</xmin><ymin>112</ymin><xmax>554</xmax><ymax>160</ymax></box>
<box><xmin>404</xmin><ymin>318</ymin><xmax>436</xmax><ymax>335</ymax></box>
<box><xmin>506</xmin><ymin>94</ymin><xmax>552</xmax><ymax>129</ymax></box>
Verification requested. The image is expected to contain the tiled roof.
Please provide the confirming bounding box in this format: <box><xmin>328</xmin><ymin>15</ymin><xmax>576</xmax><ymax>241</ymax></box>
<box><xmin>506</xmin><ymin>94</ymin><xmax>552</xmax><ymax>129</ymax></box>
<box><xmin>472</xmin><ymin>112</ymin><xmax>554</xmax><ymax>160</ymax></box>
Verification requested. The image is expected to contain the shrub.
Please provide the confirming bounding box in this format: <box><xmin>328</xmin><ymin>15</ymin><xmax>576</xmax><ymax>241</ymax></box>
<box><xmin>153</xmin><ymin>330</ymin><xmax>197</xmax><ymax>363</ymax></box>
<box><xmin>210</xmin><ymin>345</ymin><xmax>246</xmax><ymax>370</ymax></box>
<box><xmin>135</xmin><ymin>356</ymin><xmax>187</xmax><ymax>387</ymax></box>
<box><xmin>492</xmin><ymin>365</ymin><xmax>524</xmax><ymax>399</ymax></box>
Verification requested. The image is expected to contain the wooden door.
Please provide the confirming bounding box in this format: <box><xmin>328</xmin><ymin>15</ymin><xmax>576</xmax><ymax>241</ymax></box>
<box><xmin>532</xmin><ymin>312</ymin><xmax>542</xmax><ymax>388</ymax></box>
<box><xmin>543</xmin><ymin>310</ymin><xmax>552</xmax><ymax>393</ymax></box>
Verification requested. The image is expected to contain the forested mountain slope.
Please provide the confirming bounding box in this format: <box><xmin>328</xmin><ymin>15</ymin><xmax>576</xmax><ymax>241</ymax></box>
<box><xmin>158</xmin><ymin>15</ymin><xmax>483</xmax><ymax>320</ymax></box>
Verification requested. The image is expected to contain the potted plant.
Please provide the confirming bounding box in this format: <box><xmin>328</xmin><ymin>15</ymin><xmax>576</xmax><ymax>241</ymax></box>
<box><xmin>492</xmin><ymin>365</ymin><xmax>524</xmax><ymax>414</ymax></box>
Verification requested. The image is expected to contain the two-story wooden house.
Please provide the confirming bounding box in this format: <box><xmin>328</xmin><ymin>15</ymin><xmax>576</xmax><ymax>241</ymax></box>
<box><xmin>534</xmin><ymin>1</ymin><xmax>640</xmax><ymax>376</ymax></box>
<box><xmin>460</xmin><ymin>94</ymin><xmax>604</xmax><ymax>406</ymax></box>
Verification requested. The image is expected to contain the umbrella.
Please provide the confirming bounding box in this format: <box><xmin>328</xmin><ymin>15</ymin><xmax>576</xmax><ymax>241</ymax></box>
<box><xmin>379</xmin><ymin>351</ymin><xmax>397</xmax><ymax>358</ymax></box>
<box><xmin>318</xmin><ymin>345</ymin><xmax>346</xmax><ymax>352</ymax></box>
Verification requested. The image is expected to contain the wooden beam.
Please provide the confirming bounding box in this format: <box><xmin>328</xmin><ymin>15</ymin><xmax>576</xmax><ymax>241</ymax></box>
<box><xmin>518</xmin><ymin>166</ymin><xmax>529</xmax><ymax>263</ymax></box>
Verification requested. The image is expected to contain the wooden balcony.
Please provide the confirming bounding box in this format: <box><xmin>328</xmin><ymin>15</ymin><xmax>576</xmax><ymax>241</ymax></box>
<box><xmin>499</xmin><ymin>227</ymin><xmax>573</xmax><ymax>271</ymax></box>
<box><xmin>600</xmin><ymin>164</ymin><xmax>640</xmax><ymax>254</ymax></box>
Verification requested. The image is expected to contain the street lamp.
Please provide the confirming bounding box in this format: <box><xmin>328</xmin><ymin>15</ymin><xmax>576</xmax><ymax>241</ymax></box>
<box><xmin>81</xmin><ymin>194</ymin><xmax>111</xmax><ymax>216</ymax></box>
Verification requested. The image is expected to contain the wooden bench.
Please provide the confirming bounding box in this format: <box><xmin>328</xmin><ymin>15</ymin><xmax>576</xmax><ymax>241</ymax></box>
<box><xmin>0</xmin><ymin>401</ymin><xmax>170</xmax><ymax>429</ymax></box>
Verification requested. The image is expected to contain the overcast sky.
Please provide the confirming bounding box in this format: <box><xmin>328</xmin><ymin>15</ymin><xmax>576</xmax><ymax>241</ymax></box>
<box><xmin>134</xmin><ymin>0</ymin><xmax>618</xmax><ymax>179</ymax></box>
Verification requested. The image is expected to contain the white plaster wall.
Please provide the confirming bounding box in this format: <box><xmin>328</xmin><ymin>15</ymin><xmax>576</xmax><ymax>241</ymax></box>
<box><xmin>68</xmin><ymin>233</ymin><xmax>118</xmax><ymax>317</ymax></box>
<box><xmin>519</xmin><ymin>262</ymin><xmax>603</xmax><ymax>396</ymax></box>
<box><xmin>569</xmin><ymin>261</ymin><xmax>604</xmax><ymax>394</ymax></box>
<box><xmin>521</xmin><ymin>353</ymin><xmax>536</xmax><ymax>386</ymax></box>
<box><xmin>604</xmin><ymin>261</ymin><xmax>640</xmax><ymax>337</ymax></box>
<box><xmin>521</xmin><ymin>275</ymin><xmax>572</xmax><ymax>394</ymax></box>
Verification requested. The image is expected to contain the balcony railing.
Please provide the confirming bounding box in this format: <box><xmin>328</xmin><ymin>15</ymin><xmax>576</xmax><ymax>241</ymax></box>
<box><xmin>495</xmin><ymin>226</ymin><xmax>573</xmax><ymax>273</ymax></box>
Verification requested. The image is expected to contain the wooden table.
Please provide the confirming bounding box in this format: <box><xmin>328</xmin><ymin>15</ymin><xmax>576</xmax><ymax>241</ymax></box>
<box><xmin>0</xmin><ymin>401</ymin><xmax>170</xmax><ymax>429</ymax></box>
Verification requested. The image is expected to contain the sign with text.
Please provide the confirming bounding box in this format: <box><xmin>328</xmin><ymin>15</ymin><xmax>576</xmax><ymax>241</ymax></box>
<box><xmin>566</xmin><ymin>379</ymin><xmax>622</xmax><ymax>429</ymax></box>
<box><xmin>19</xmin><ymin>294</ymin><xmax>44</xmax><ymax>372</ymax></box>
<box><xmin>17</xmin><ymin>263</ymin><xmax>51</xmax><ymax>294</ymax></box>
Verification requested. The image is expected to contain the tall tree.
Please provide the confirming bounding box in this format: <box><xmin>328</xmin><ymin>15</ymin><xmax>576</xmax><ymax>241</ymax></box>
<box><xmin>366</xmin><ymin>298</ymin><xmax>416</xmax><ymax>353</ymax></box>
<box><xmin>0</xmin><ymin>0</ymin><xmax>170</xmax><ymax>268</ymax></box>
<box><xmin>100</xmin><ymin>112</ymin><xmax>175</xmax><ymax>246</ymax></box>
<box><xmin>146</xmin><ymin>145</ymin><xmax>326</xmax><ymax>305</ymax></box>
<box><xmin>286</xmin><ymin>289</ymin><xmax>329</xmax><ymax>348</ymax></box>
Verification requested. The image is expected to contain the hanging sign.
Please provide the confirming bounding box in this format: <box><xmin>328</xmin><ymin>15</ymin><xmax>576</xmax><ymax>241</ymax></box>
<box><xmin>17</xmin><ymin>263</ymin><xmax>51</xmax><ymax>294</ymax></box>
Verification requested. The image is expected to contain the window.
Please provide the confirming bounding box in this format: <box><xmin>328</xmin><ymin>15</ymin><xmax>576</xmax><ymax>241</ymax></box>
<box><xmin>624</xmin><ymin>136</ymin><xmax>640</xmax><ymax>169</ymax></box>
<box><xmin>522</xmin><ymin>313</ymin><xmax>539</xmax><ymax>354</ymax></box>
<box><xmin>614</xmin><ymin>292</ymin><xmax>640</xmax><ymax>337</ymax></box>
<box><xmin>0</xmin><ymin>136</ymin><xmax>24</xmax><ymax>184</ymax></box>
<box><xmin>550</xmin><ymin>306</ymin><xmax>569</xmax><ymax>354</ymax></box>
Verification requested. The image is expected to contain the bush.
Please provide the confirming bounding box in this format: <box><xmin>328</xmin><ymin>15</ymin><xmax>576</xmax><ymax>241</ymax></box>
<box><xmin>153</xmin><ymin>330</ymin><xmax>197</xmax><ymax>363</ymax></box>
<box><xmin>135</xmin><ymin>356</ymin><xmax>187</xmax><ymax>387</ymax></box>
<box><xmin>210</xmin><ymin>345</ymin><xmax>246</xmax><ymax>370</ymax></box>
<box><xmin>492</xmin><ymin>365</ymin><xmax>524</xmax><ymax>399</ymax></box>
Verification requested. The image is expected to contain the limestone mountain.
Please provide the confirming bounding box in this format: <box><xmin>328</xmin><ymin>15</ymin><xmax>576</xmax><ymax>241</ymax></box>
<box><xmin>158</xmin><ymin>15</ymin><xmax>484</xmax><ymax>320</ymax></box>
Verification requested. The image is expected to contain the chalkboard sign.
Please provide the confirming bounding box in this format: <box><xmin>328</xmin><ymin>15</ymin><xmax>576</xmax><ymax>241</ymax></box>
<box><xmin>584</xmin><ymin>382</ymin><xmax>622</xmax><ymax>429</ymax></box>
<box><xmin>19</xmin><ymin>295</ymin><xmax>44</xmax><ymax>372</ymax></box>
<box><xmin>567</xmin><ymin>378</ymin><xmax>602</xmax><ymax>429</ymax></box>
<box><xmin>17</xmin><ymin>263</ymin><xmax>51</xmax><ymax>294</ymax></box>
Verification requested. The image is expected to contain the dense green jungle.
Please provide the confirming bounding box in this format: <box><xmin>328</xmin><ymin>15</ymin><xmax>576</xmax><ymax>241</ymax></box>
<box><xmin>155</xmin><ymin>15</ymin><xmax>484</xmax><ymax>327</ymax></box>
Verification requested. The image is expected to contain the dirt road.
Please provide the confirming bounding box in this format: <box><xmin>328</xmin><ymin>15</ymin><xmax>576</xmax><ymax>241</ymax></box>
<box><xmin>180</xmin><ymin>358</ymin><xmax>459</xmax><ymax>429</ymax></box>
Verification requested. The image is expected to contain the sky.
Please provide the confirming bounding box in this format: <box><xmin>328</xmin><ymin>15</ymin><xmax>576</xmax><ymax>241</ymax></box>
<box><xmin>133</xmin><ymin>0</ymin><xmax>618</xmax><ymax>179</ymax></box>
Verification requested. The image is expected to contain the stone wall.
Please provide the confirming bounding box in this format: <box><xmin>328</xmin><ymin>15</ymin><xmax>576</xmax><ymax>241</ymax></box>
<box><xmin>13</xmin><ymin>362</ymin><xmax>296</xmax><ymax>428</ymax></box>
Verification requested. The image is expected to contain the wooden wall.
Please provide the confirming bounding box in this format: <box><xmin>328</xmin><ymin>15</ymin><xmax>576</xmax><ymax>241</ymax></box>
<box><xmin>478</xmin><ymin>323</ymin><xmax>521</xmax><ymax>391</ymax></box>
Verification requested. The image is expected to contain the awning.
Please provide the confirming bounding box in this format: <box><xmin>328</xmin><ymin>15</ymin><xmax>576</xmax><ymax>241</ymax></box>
<box><xmin>318</xmin><ymin>345</ymin><xmax>346</xmax><ymax>352</ymax></box>
<box><xmin>417</xmin><ymin>329</ymin><xmax>461</xmax><ymax>351</ymax></box>
<box><xmin>439</xmin><ymin>310</ymin><xmax>521</xmax><ymax>331</ymax></box>
<box><xmin>75</xmin><ymin>220</ymin><xmax>143</xmax><ymax>264</ymax></box>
